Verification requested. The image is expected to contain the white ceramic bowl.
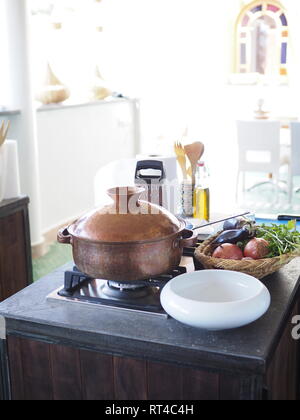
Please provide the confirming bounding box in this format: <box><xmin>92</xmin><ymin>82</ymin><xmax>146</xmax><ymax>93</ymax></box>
<box><xmin>160</xmin><ymin>270</ymin><xmax>271</xmax><ymax>331</ymax></box>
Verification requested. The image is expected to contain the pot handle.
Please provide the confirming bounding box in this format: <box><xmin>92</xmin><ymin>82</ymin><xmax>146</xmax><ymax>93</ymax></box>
<box><xmin>57</xmin><ymin>227</ymin><xmax>72</xmax><ymax>245</ymax></box>
<box><xmin>178</xmin><ymin>229</ymin><xmax>199</xmax><ymax>248</ymax></box>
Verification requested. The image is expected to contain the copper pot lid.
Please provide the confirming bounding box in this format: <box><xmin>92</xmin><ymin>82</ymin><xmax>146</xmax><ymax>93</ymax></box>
<box><xmin>68</xmin><ymin>187</ymin><xmax>185</xmax><ymax>243</ymax></box>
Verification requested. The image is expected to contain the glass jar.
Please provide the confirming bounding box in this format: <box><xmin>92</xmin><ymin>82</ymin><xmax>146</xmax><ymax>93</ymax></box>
<box><xmin>180</xmin><ymin>180</ymin><xmax>194</xmax><ymax>218</ymax></box>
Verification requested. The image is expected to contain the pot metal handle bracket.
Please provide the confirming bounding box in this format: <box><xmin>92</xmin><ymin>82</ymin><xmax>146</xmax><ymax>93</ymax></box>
<box><xmin>178</xmin><ymin>229</ymin><xmax>199</xmax><ymax>248</ymax></box>
<box><xmin>57</xmin><ymin>227</ymin><xmax>72</xmax><ymax>245</ymax></box>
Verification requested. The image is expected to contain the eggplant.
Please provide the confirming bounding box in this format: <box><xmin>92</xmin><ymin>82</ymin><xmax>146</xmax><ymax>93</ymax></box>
<box><xmin>223</xmin><ymin>217</ymin><xmax>248</xmax><ymax>231</ymax></box>
<box><xmin>213</xmin><ymin>227</ymin><xmax>251</xmax><ymax>245</ymax></box>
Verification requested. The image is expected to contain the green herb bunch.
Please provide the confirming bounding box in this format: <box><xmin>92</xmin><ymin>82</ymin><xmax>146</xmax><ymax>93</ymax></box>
<box><xmin>256</xmin><ymin>220</ymin><xmax>300</xmax><ymax>257</ymax></box>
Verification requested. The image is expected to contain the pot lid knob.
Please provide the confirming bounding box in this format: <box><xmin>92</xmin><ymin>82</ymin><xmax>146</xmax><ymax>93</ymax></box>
<box><xmin>107</xmin><ymin>186</ymin><xmax>145</xmax><ymax>214</ymax></box>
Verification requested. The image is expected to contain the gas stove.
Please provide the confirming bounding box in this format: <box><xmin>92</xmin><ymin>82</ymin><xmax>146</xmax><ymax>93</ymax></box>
<box><xmin>47</xmin><ymin>239</ymin><xmax>204</xmax><ymax>318</ymax></box>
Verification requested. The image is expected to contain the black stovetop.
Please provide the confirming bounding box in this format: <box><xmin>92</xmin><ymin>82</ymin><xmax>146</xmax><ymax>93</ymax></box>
<box><xmin>50</xmin><ymin>241</ymin><xmax>204</xmax><ymax>317</ymax></box>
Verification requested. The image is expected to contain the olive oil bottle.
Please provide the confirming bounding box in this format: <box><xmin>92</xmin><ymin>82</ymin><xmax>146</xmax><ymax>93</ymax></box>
<box><xmin>193</xmin><ymin>162</ymin><xmax>210</xmax><ymax>221</ymax></box>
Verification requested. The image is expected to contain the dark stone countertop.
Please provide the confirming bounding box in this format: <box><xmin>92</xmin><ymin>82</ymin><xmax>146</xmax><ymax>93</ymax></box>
<box><xmin>0</xmin><ymin>258</ymin><xmax>299</xmax><ymax>375</ymax></box>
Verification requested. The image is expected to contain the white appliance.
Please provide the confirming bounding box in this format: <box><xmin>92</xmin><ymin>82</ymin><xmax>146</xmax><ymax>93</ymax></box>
<box><xmin>135</xmin><ymin>155</ymin><xmax>179</xmax><ymax>213</ymax></box>
<box><xmin>94</xmin><ymin>155</ymin><xmax>179</xmax><ymax>214</ymax></box>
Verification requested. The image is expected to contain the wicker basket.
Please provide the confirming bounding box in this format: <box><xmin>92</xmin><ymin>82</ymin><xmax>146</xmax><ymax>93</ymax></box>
<box><xmin>194</xmin><ymin>232</ymin><xmax>300</xmax><ymax>280</ymax></box>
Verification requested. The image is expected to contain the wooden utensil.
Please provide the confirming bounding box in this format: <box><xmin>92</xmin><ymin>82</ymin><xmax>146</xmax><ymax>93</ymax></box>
<box><xmin>174</xmin><ymin>141</ymin><xmax>188</xmax><ymax>179</ymax></box>
<box><xmin>0</xmin><ymin>120</ymin><xmax>10</xmax><ymax>147</ymax></box>
<box><xmin>184</xmin><ymin>142</ymin><xmax>205</xmax><ymax>184</ymax></box>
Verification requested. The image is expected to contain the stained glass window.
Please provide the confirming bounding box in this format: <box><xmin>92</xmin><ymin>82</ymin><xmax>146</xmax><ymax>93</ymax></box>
<box><xmin>251</xmin><ymin>5</ymin><xmax>263</xmax><ymax>13</ymax></box>
<box><xmin>241</xmin><ymin>44</ymin><xmax>247</xmax><ymax>65</ymax></box>
<box><xmin>280</xmin><ymin>13</ymin><xmax>288</xmax><ymax>26</ymax></box>
<box><xmin>281</xmin><ymin>43</ymin><xmax>287</xmax><ymax>64</ymax></box>
<box><xmin>242</xmin><ymin>15</ymin><xmax>250</xmax><ymax>27</ymax></box>
<box><xmin>235</xmin><ymin>1</ymin><xmax>289</xmax><ymax>81</ymax></box>
<box><xmin>267</xmin><ymin>4</ymin><xmax>280</xmax><ymax>13</ymax></box>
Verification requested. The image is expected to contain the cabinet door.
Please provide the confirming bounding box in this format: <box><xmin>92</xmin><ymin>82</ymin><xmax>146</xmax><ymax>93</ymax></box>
<box><xmin>7</xmin><ymin>337</ymin><xmax>250</xmax><ymax>401</ymax></box>
<box><xmin>0</xmin><ymin>209</ymin><xmax>31</xmax><ymax>301</ymax></box>
<box><xmin>265</xmin><ymin>300</ymin><xmax>300</xmax><ymax>400</ymax></box>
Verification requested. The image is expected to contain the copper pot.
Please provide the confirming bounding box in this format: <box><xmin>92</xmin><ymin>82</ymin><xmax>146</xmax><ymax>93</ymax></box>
<box><xmin>58</xmin><ymin>186</ymin><xmax>198</xmax><ymax>282</ymax></box>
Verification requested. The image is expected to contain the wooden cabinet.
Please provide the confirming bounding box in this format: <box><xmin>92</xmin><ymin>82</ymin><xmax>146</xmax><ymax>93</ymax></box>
<box><xmin>5</xmin><ymin>337</ymin><xmax>242</xmax><ymax>400</ymax></box>
<box><xmin>0</xmin><ymin>247</ymin><xmax>299</xmax><ymax>400</ymax></box>
<box><xmin>265</xmin><ymin>300</ymin><xmax>300</xmax><ymax>400</ymax></box>
<box><xmin>0</xmin><ymin>197</ymin><xmax>32</xmax><ymax>301</ymax></box>
<box><xmin>4</xmin><ymin>301</ymin><xmax>299</xmax><ymax>400</ymax></box>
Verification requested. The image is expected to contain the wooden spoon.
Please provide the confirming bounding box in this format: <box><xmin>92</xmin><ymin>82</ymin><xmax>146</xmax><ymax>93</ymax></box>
<box><xmin>0</xmin><ymin>120</ymin><xmax>10</xmax><ymax>147</ymax></box>
<box><xmin>184</xmin><ymin>142</ymin><xmax>205</xmax><ymax>184</ymax></box>
<box><xmin>174</xmin><ymin>141</ymin><xmax>188</xmax><ymax>179</ymax></box>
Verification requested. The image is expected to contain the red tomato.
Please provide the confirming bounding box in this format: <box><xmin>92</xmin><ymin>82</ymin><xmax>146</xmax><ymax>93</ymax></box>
<box><xmin>212</xmin><ymin>243</ymin><xmax>244</xmax><ymax>260</ymax></box>
<box><xmin>244</xmin><ymin>238</ymin><xmax>270</xmax><ymax>260</ymax></box>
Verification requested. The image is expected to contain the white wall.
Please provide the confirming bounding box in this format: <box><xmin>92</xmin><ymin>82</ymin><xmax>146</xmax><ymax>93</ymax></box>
<box><xmin>36</xmin><ymin>100</ymin><xmax>139</xmax><ymax>232</ymax></box>
<box><xmin>3</xmin><ymin>0</ymin><xmax>300</xmax><ymax>232</ymax></box>
<box><xmin>97</xmin><ymin>0</ymin><xmax>300</xmax><ymax>147</ymax></box>
<box><xmin>3</xmin><ymin>99</ymin><xmax>139</xmax><ymax>234</ymax></box>
<box><xmin>97</xmin><ymin>0</ymin><xmax>300</xmax><ymax>210</ymax></box>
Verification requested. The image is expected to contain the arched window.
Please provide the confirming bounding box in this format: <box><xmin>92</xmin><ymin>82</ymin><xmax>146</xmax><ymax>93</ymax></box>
<box><xmin>235</xmin><ymin>1</ymin><xmax>289</xmax><ymax>82</ymax></box>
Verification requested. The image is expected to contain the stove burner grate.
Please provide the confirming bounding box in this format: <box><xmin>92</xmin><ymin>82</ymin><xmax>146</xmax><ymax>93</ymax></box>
<box><xmin>103</xmin><ymin>281</ymin><xmax>150</xmax><ymax>299</ymax></box>
<box><xmin>56</xmin><ymin>266</ymin><xmax>187</xmax><ymax>316</ymax></box>
<box><xmin>58</xmin><ymin>265</ymin><xmax>188</xmax><ymax>298</ymax></box>
<box><xmin>52</xmin><ymin>239</ymin><xmax>205</xmax><ymax>317</ymax></box>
